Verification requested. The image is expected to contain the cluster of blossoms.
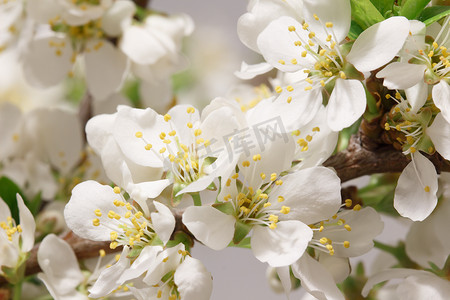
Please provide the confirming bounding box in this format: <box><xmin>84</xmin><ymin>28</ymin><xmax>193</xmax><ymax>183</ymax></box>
<box><xmin>0</xmin><ymin>0</ymin><xmax>449</xmax><ymax>299</ymax></box>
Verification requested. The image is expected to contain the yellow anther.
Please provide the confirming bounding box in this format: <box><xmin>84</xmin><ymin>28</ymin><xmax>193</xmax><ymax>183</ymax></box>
<box><xmin>144</xmin><ymin>144</ymin><xmax>152</xmax><ymax>151</ymax></box>
<box><xmin>264</xmin><ymin>202</ymin><xmax>272</xmax><ymax>208</ymax></box>
<box><xmin>326</xmin><ymin>22</ymin><xmax>333</xmax><ymax>28</ymax></box>
<box><xmin>345</xmin><ymin>199</ymin><xmax>352</xmax><ymax>207</ymax></box>
<box><xmin>113</xmin><ymin>186</ymin><xmax>121</xmax><ymax>194</ymax></box>
<box><xmin>308</xmin><ymin>40</ymin><xmax>315</xmax><ymax>46</ymax></box>
<box><xmin>326</xmin><ymin>244</ymin><xmax>334</xmax><ymax>251</ymax></box>
<box><xmin>231</xmin><ymin>173</ymin><xmax>239</xmax><ymax>179</ymax></box>
<box><xmin>275</xmin><ymin>180</ymin><xmax>283</xmax><ymax>185</ymax></box>
<box><xmin>343</xmin><ymin>241</ymin><xmax>350</xmax><ymax>248</ymax></box>
<box><xmin>242</xmin><ymin>161</ymin><xmax>250</xmax><ymax>167</ymax></box>
<box><xmin>287</xmin><ymin>96</ymin><xmax>292</xmax><ymax>103</ymax></box>
<box><xmin>339</xmin><ymin>71</ymin><xmax>346</xmax><ymax>79</ymax></box>
<box><xmin>313</xmin><ymin>14</ymin><xmax>319</xmax><ymax>20</ymax></box>
<box><xmin>94</xmin><ymin>209</ymin><xmax>102</xmax><ymax>217</ymax></box>
<box><xmin>319</xmin><ymin>225</ymin><xmax>324</xmax><ymax>232</ymax></box>
<box><xmin>275</xmin><ymin>86</ymin><xmax>283</xmax><ymax>93</ymax></box>
<box><xmin>320</xmin><ymin>237</ymin><xmax>328</xmax><ymax>244</ymax></box>
<box><xmin>269</xmin><ymin>223</ymin><xmax>277</xmax><ymax>229</ymax></box>
<box><xmin>344</xmin><ymin>224</ymin><xmax>352</xmax><ymax>231</ymax></box>
<box><xmin>308</xmin><ymin>32</ymin><xmax>315</xmax><ymax>39</ymax></box>
<box><xmin>288</xmin><ymin>25</ymin><xmax>296</xmax><ymax>32</ymax></box>
<box><xmin>268</xmin><ymin>215</ymin><xmax>278</xmax><ymax>222</ymax></box>
<box><xmin>135</xmin><ymin>131</ymin><xmax>143</xmax><ymax>138</ymax></box>
<box><xmin>226</xmin><ymin>179</ymin><xmax>231</xmax><ymax>186</ymax></box>
<box><xmin>278</xmin><ymin>59</ymin><xmax>286</xmax><ymax>65</ymax></box>
<box><xmin>92</xmin><ymin>218</ymin><xmax>100</xmax><ymax>226</ymax></box>
<box><xmin>291</xmin><ymin>58</ymin><xmax>297</xmax><ymax>65</ymax></box>
<box><xmin>286</xmin><ymin>85</ymin><xmax>294</xmax><ymax>92</ymax></box>
<box><xmin>194</xmin><ymin>129</ymin><xmax>202</xmax><ymax>136</ymax></box>
<box><xmin>159</xmin><ymin>147</ymin><xmax>167</xmax><ymax>154</ymax></box>
<box><xmin>428</xmin><ymin>50</ymin><xmax>434</xmax><ymax>58</ymax></box>
<box><xmin>280</xmin><ymin>206</ymin><xmax>290</xmax><ymax>214</ymax></box>
<box><xmin>168</xmin><ymin>130</ymin><xmax>176</xmax><ymax>136</ymax></box>
<box><xmin>304</xmin><ymin>86</ymin><xmax>312</xmax><ymax>91</ymax></box>
<box><xmin>124</xmin><ymin>211</ymin><xmax>131</xmax><ymax>218</ymax></box>
<box><xmin>187</xmin><ymin>122</ymin><xmax>193</xmax><ymax>128</ymax></box>
<box><xmin>326</xmin><ymin>34</ymin><xmax>332</xmax><ymax>42</ymax></box>
<box><xmin>319</xmin><ymin>49</ymin><xmax>327</xmax><ymax>56</ymax></box>
<box><xmin>159</xmin><ymin>132</ymin><xmax>166</xmax><ymax>140</ymax></box>
<box><xmin>302</xmin><ymin>23</ymin><xmax>309</xmax><ymax>30</ymax></box>
<box><xmin>187</xmin><ymin>107</ymin><xmax>195</xmax><ymax>114</ymax></box>
<box><xmin>395</xmin><ymin>125</ymin><xmax>402</xmax><ymax>131</ymax></box>
<box><xmin>353</xmin><ymin>204</ymin><xmax>361</xmax><ymax>211</ymax></box>
<box><xmin>164</xmin><ymin>114</ymin><xmax>171</xmax><ymax>122</ymax></box>
<box><xmin>301</xmin><ymin>51</ymin><xmax>308</xmax><ymax>57</ymax></box>
<box><xmin>99</xmin><ymin>249</ymin><xmax>106</xmax><ymax>257</ymax></box>
<box><xmin>157</xmin><ymin>290</ymin><xmax>162</xmax><ymax>298</ymax></box>
<box><xmin>306</xmin><ymin>78</ymin><xmax>313</xmax><ymax>84</ymax></box>
<box><xmin>297</xmin><ymin>138</ymin><xmax>307</xmax><ymax>147</ymax></box>
<box><xmin>252</xmin><ymin>154</ymin><xmax>261</xmax><ymax>161</ymax></box>
<box><xmin>270</xmin><ymin>173</ymin><xmax>277</xmax><ymax>181</ymax></box>
<box><xmin>260</xmin><ymin>172</ymin><xmax>266</xmax><ymax>180</ymax></box>
<box><xmin>110</xmin><ymin>231</ymin><xmax>118</xmax><ymax>241</ymax></box>
<box><xmin>330</xmin><ymin>41</ymin><xmax>336</xmax><ymax>49</ymax></box>
<box><xmin>410</xmin><ymin>147</ymin><xmax>416</xmax><ymax>153</ymax></box>
<box><xmin>432</xmin><ymin>41</ymin><xmax>438</xmax><ymax>49</ymax></box>
<box><xmin>163</xmin><ymin>139</ymin><xmax>171</xmax><ymax>144</ymax></box>
<box><xmin>424</xmin><ymin>186</ymin><xmax>430</xmax><ymax>192</ymax></box>
<box><xmin>110</xmin><ymin>242</ymin><xmax>118</xmax><ymax>249</ymax></box>
<box><xmin>277</xmin><ymin>196</ymin><xmax>285</xmax><ymax>203</ymax></box>
<box><xmin>306</xmin><ymin>135</ymin><xmax>313</xmax><ymax>142</ymax></box>
<box><xmin>294</xmin><ymin>41</ymin><xmax>302</xmax><ymax>46</ymax></box>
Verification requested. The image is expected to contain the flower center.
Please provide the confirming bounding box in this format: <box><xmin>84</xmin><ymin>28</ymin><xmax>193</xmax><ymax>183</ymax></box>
<box><xmin>0</xmin><ymin>216</ymin><xmax>22</xmax><ymax>242</ymax></box>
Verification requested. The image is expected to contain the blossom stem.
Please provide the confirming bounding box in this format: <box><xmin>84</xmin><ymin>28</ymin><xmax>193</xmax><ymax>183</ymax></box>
<box><xmin>191</xmin><ymin>192</ymin><xmax>202</xmax><ymax>206</ymax></box>
<box><xmin>12</xmin><ymin>280</ymin><xmax>22</xmax><ymax>300</ymax></box>
<box><xmin>374</xmin><ymin>240</ymin><xmax>419</xmax><ymax>269</ymax></box>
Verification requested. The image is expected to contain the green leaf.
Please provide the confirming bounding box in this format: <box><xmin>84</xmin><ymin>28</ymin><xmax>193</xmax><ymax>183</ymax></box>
<box><xmin>0</xmin><ymin>176</ymin><xmax>26</xmax><ymax>224</ymax></box>
<box><xmin>399</xmin><ymin>0</ymin><xmax>431</xmax><ymax>19</ymax></box>
<box><xmin>166</xmin><ymin>232</ymin><xmax>194</xmax><ymax>252</ymax></box>
<box><xmin>348</xmin><ymin>21</ymin><xmax>364</xmax><ymax>40</ymax></box>
<box><xmin>212</xmin><ymin>202</ymin><xmax>235</xmax><ymax>215</ymax></box>
<box><xmin>350</xmin><ymin>0</ymin><xmax>385</xmax><ymax>30</ymax></box>
<box><xmin>233</xmin><ymin>221</ymin><xmax>252</xmax><ymax>244</ymax></box>
<box><xmin>370</xmin><ymin>0</ymin><xmax>395</xmax><ymax>15</ymax></box>
<box><xmin>358</xmin><ymin>174</ymin><xmax>399</xmax><ymax>216</ymax></box>
<box><xmin>418</xmin><ymin>6</ymin><xmax>450</xmax><ymax>26</ymax></box>
<box><xmin>27</xmin><ymin>192</ymin><xmax>42</xmax><ymax>217</ymax></box>
<box><xmin>228</xmin><ymin>237</ymin><xmax>251</xmax><ymax>249</ymax></box>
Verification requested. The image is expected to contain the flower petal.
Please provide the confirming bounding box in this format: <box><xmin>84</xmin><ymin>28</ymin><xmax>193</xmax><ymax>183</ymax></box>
<box><xmin>405</xmin><ymin>80</ymin><xmax>428</xmax><ymax>114</ymax></box>
<box><xmin>251</xmin><ymin>220</ymin><xmax>313</xmax><ymax>267</ymax></box>
<box><xmin>182</xmin><ymin>206</ymin><xmax>236</xmax><ymax>250</ymax></box>
<box><xmin>270</xmin><ymin>166</ymin><xmax>342</xmax><ymax>225</ymax></box>
<box><xmin>234</xmin><ymin>61</ymin><xmax>274</xmax><ymax>80</ymax></box>
<box><xmin>326</xmin><ymin>79</ymin><xmax>366</xmax><ymax>131</ymax></box>
<box><xmin>292</xmin><ymin>253</ymin><xmax>345</xmax><ymax>300</ymax></box>
<box><xmin>432</xmin><ymin>81</ymin><xmax>450</xmax><ymax>124</ymax></box>
<box><xmin>303</xmin><ymin>0</ymin><xmax>351</xmax><ymax>43</ymax></box>
<box><xmin>118</xmin><ymin>245</ymin><xmax>163</xmax><ymax>283</ymax></box>
<box><xmin>174</xmin><ymin>256</ymin><xmax>213</xmax><ymax>300</ymax></box>
<box><xmin>37</xmin><ymin>234</ymin><xmax>83</xmax><ymax>295</ymax></box>
<box><xmin>17</xmin><ymin>194</ymin><xmax>35</xmax><ymax>252</ymax></box>
<box><xmin>151</xmin><ymin>201</ymin><xmax>175</xmax><ymax>245</ymax></box>
<box><xmin>85</xmin><ymin>40</ymin><xmax>127</xmax><ymax>100</ymax></box>
<box><xmin>394</xmin><ymin>152</ymin><xmax>438</xmax><ymax>221</ymax></box>
<box><xmin>376</xmin><ymin>62</ymin><xmax>426</xmax><ymax>89</ymax></box>
<box><xmin>347</xmin><ymin>16</ymin><xmax>410</xmax><ymax>73</ymax></box>
<box><xmin>427</xmin><ymin>113</ymin><xmax>450</xmax><ymax>160</ymax></box>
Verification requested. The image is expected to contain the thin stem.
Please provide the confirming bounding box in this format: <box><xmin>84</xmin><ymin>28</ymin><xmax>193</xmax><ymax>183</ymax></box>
<box><xmin>12</xmin><ymin>280</ymin><xmax>22</xmax><ymax>300</ymax></box>
<box><xmin>191</xmin><ymin>192</ymin><xmax>202</xmax><ymax>206</ymax></box>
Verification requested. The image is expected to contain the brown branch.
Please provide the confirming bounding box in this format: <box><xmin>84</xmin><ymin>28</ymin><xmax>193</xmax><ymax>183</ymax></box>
<box><xmin>324</xmin><ymin>132</ymin><xmax>450</xmax><ymax>182</ymax></box>
<box><xmin>133</xmin><ymin>0</ymin><xmax>150</xmax><ymax>8</ymax></box>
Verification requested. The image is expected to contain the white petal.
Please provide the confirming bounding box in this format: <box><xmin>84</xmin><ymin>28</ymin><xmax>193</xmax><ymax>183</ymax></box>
<box><xmin>23</xmin><ymin>36</ymin><xmax>73</xmax><ymax>88</ymax></box>
<box><xmin>257</xmin><ymin>16</ymin><xmax>316</xmax><ymax>72</ymax></box>
<box><xmin>292</xmin><ymin>254</ymin><xmax>345</xmax><ymax>300</ymax></box>
<box><xmin>303</xmin><ymin>0</ymin><xmax>350</xmax><ymax>43</ymax></box>
<box><xmin>234</xmin><ymin>61</ymin><xmax>274</xmax><ymax>80</ymax></box>
<box><xmin>432</xmin><ymin>81</ymin><xmax>450</xmax><ymax>124</ymax></box>
<box><xmin>85</xmin><ymin>40</ymin><xmax>127</xmax><ymax>100</ymax></box>
<box><xmin>89</xmin><ymin>247</ymin><xmax>130</xmax><ymax>298</ymax></box>
<box><xmin>0</xmin><ymin>103</ymin><xmax>22</xmax><ymax>161</ymax></box>
<box><xmin>317</xmin><ymin>254</ymin><xmax>350</xmax><ymax>284</ymax></box>
<box><xmin>405</xmin><ymin>197</ymin><xmax>450</xmax><ymax>269</ymax></box>
<box><xmin>275</xmin><ymin>266</ymin><xmax>292</xmax><ymax>295</ymax></box>
<box><xmin>396</xmin><ymin>271</ymin><xmax>450</xmax><ymax>300</ymax></box>
<box><xmin>182</xmin><ymin>206</ymin><xmax>235</xmax><ymax>250</ymax></box>
<box><xmin>143</xmin><ymin>244</ymin><xmax>184</xmax><ymax>285</ymax></box>
<box><xmin>139</xmin><ymin>78</ymin><xmax>172</xmax><ymax>114</ymax></box>
<box><xmin>326</xmin><ymin>79</ymin><xmax>366</xmax><ymax>131</ymax></box>
<box><xmin>101</xmin><ymin>0</ymin><xmax>135</xmax><ymax>37</ymax></box>
<box><xmin>17</xmin><ymin>194</ymin><xmax>35</xmax><ymax>252</ymax></box>
<box><xmin>394</xmin><ymin>152</ymin><xmax>438</xmax><ymax>221</ymax></box>
<box><xmin>37</xmin><ymin>234</ymin><xmax>83</xmax><ymax>294</ymax></box>
<box><xmin>64</xmin><ymin>181</ymin><xmax>128</xmax><ymax>241</ymax></box>
<box><xmin>113</xmin><ymin>106</ymin><xmax>168</xmax><ymax>168</ymax></box>
<box><xmin>151</xmin><ymin>201</ymin><xmax>175</xmax><ymax>245</ymax></box>
<box><xmin>167</xmin><ymin>104</ymin><xmax>200</xmax><ymax>147</ymax></box>
<box><xmin>405</xmin><ymin>80</ymin><xmax>428</xmax><ymax>114</ymax></box>
<box><xmin>174</xmin><ymin>256</ymin><xmax>213</xmax><ymax>300</ymax></box>
<box><xmin>251</xmin><ymin>220</ymin><xmax>313</xmax><ymax>267</ymax></box>
<box><xmin>270</xmin><ymin>167</ymin><xmax>342</xmax><ymax>224</ymax></box>
<box><xmin>427</xmin><ymin>113</ymin><xmax>450</xmax><ymax>160</ymax></box>
<box><xmin>118</xmin><ymin>245</ymin><xmax>163</xmax><ymax>283</ymax></box>
<box><xmin>376</xmin><ymin>62</ymin><xmax>426</xmax><ymax>89</ymax></box>
<box><xmin>0</xmin><ymin>197</ymin><xmax>11</xmax><ymax>222</ymax></box>
<box><xmin>347</xmin><ymin>16</ymin><xmax>410</xmax><ymax>73</ymax></box>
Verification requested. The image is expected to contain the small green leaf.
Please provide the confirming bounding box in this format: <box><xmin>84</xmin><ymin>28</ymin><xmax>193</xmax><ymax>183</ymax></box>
<box><xmin>399</xmin><ymin>0</ymin><xmax>431</xmax><ymax>19</ymax></box>
<box><xmin>418</xmin><ymin>6</ymin><xmax>450</xmax><ymax>26</ymax></box>
<box><xmin>0</xmin><ymin>176</ymin><xmax>26</xmax><ymax>224</ymax></box>
<box><xmin>348</xmin><ymin>21</ymin><xmax>364</xmax><ymax>40</ymax></box>
<box><xmin>233</xmin><ymin>221</ymin><xmax>252</xmax><ymax>244</ymax></box>
<box><xmin>370</xmin><ymin>0</ymin><xmax>395</xmax><ymax>16</ymax></box>
<box><xmin>350</xmin><ymin>0</ymin><xmax>385</xmax><ymax>30</ymax></box>
<box><xmin>228</xmin><ymin>237</ymin><xmax>251</xmax><ymax>249</ymax></box>
<box><xmin>212</xmin><ymin>202</ymin><xmax>235</xmax><ymax>215</ymax></box>
<box><xmin>166</xmin><ymin>232</ymin><xmax>194</xmax><ymax>252</ymax></box>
